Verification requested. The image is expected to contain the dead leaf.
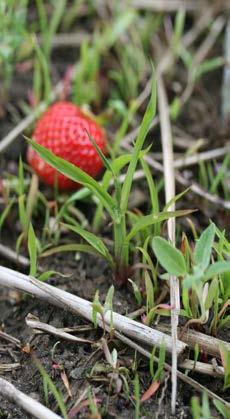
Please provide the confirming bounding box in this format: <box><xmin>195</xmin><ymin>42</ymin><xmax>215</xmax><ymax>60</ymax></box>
<box><xmin>141</xmin><ymin>380</ymin><xmax>160</xmax><ymax>402</ymax></box>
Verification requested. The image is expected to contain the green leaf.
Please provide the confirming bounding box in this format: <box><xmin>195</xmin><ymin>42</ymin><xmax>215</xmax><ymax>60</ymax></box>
<box><xmin>26</xmin><ymin>139</ymin><xmax>116</xmax><ymax>219</ymax></box>
<box><xmin>41</xmin><ymin>243</ymin><xmax>100</xmax><ymax>258</ymax></box>
<box><xmin>145</xmin><ymin>270</ymin><xmax>154</xmax><ymax>312</ymax></box>
<box><xmin>28</xmin><ymin>223</ymin><xmax>37</xmax><ymax>277</ymax></box>
<box><xmin>163</xmin><ymin>187</ymin><xmax>190</xmax><ymax>212</ymax></box>
<box><xmin>205</xmin><ymin>278</ymin><xmax>218</xmax><ymax>310</ymax></box>
<box><xmin>120</xmin><ymin>73</ymin><xmax>157</xmax><ymax>213</ymax></box>
<box><xmin>127</xmin><ymin>209</ymin><xmax>192</xmax><ymax>241</ymax></box>
<box><xmin>18</xmin><ymin>157</ymin><xmax>25</xmax><ymax>196</ymax></box>
<box><xmin>213</xmin><ymin>399</ymin><xmax>230</xmax><ymax>419</ymax></box>
<box><xmin>204</xmin><ymin>261</ymin><xmax>230</xmax><ymax>280</ymax></box>
<box><xmin>62</xmin><ymin>223</ymin><xmax>114</xmax><ymax>267</ymax></box>
<box><xmin>183</xmin><ymin>265</ymin><xmax>205</xmax><ymax>289</ymax></box>
<box><xmin>128</xmin><ymin>279</ymin><xmax>142</xmax><ymax>306</ymax></box>
<box><xmin>0</xmin><ymin>197</ymin><xmax>15</xmax><ymax>231</ymax></box>
<box><xmin>194</xmin><ymin>223</ymin><xmax>215</xmax><ymax>270</ymax></box>
<box><xmin>38</xmin><ymin>270</ymin><xmax>71</xmax><ymax>282</ymax></box>
<box><xmin>152</xmin><ymin>236</ymin><xmax>186</xmax><ymax>276</ymax></box>
<box><xmin>219</xmin><ymin>344</ymin><xmax>230</xmax><ymax>390</ymax></box>
<box><xmin>140</xmin><ymin>157</ymin><xmax>159</xmax><ymax>223</ymax></box>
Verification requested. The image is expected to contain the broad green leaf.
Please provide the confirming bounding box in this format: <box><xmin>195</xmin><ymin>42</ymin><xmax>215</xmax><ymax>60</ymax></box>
<box><xmin>28</xmin><ymin>223</ymin><xmax>37</xmax><ymax>277</ymax></box>
<box><xmin>194</xmin><ymin>223</ymin><xmax>215</xmax><ymax>270</ymax></box>
<box><xmin>204</xmin><ymin>261</ymin><xmax>230</xmax><ymax>280</ymax></box>
<box><xmin>152</xmin><ymin>236</ymin><xmax>186</xmax><ymax>276</ymax></box>
<box><xmin>62</xmin><ymin>223</ymin><xmax>114</xmax><ymax>267</ymax></box>
<box><xmin>127</xmin><ymin>209</ymin><xmax>192</xmax><ymax>241</ymax></box>
<box><xmin>26</xmin><ymin>139</ymin><xmax>116</xmax><ymax>219</ymax></box>
<box><xmin>120</xmin><ymin>74</ymin><xmax>157</xmax><ymax>213</ymax></box>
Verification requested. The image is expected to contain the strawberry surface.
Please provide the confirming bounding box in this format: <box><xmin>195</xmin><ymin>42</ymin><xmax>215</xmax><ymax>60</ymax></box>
<box><xmin>27</xmin><ymin>102</ymin><xmax>107</xmax><ymax>190</ymax></box>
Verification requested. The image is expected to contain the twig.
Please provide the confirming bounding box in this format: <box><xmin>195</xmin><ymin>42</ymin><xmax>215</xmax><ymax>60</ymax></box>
<box><xmin>0</xmin><ymin>363</ymin><xmax>21</xmax><ymax>372</ymax></box>
<box><xmin>0</xmin><ymin>330</ymin><xmax>21</xmax><ymax>347</ymax></box>
<box><xmin>25</xmin><ymin>313</ymin><xmax>93</xmax><ymax>344</ymax></box>
<box><xmin>157</xmin><ymin>75</ymin><xmax>179</xmax><ymax>415</ymax></box>
<box><xmin>179</xmin><ymin>359</ymin><xmax>224</xmax><ymax>376</ymax></box>
<box><xmin>192</xmin><ymin>16</ymin><xmax>226</xmax><ymax>70</ymax></box>
<box><xmin>131</xmin><ymin>0</ymin><xmax>207</xmax><ymax>12</ymax></box>
<box><xmin>0</xmin><ymin>244</ymin><xmax>30</xmax><ymax>268</ymax></box>
<box><xmin>0</xmin><ymin>377</ymin><xmax>61</xmax><ymax>419</ymax></box>
<box><xmin>173</xmin><ymin>145</ymin><xmax>230</xmax><ymax>169</ymax></box>
<box><xmin>0</xmin><ymin>266</ymin><xmax>188</xmax><ymax>359</ymax></box>
<box><xmin>180</xmin><ymin>328</ymin><xmax>230</xmax><ymax>357</ymax></box>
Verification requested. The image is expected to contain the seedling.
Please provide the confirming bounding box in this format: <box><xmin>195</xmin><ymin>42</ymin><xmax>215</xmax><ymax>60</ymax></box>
<box><xmin>152</xmin><ymin>223</ymin><xmax>230</xmax><ymax>332</ymax></box>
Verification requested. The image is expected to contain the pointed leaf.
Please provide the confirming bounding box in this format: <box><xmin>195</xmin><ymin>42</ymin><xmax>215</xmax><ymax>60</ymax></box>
<box><xmin>26</xmin><ymin>138</ymin><xmax>116</xmax><ymax>219</ymax></box>
<box><xmin>204</xmin><ymin>261</ymin><xmax>230</xmax><ymax>280</ymax></box>
<box><xmin>127</xmin><ymin>209</ymin><xmax>192</xmax><ymax>241</ymax></box>
<box><xmin>62</xmin><ymin>223</ymin><xmax>113</xmax><ymax>266</ymax></box>
<box><xmin>194</xmin><ymin>223</ymin><xmax>215</xmax><ymax>270</ymax></box>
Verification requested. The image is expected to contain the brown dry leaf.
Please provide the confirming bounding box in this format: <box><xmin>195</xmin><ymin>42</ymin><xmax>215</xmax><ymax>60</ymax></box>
<box><xmin>141</xmin><ymin>380</ymin><xmax>160</xmax><ymax>402</ymax></box>
<box><xmin>61</xmin><ymin>369</ymin><xmax>72</xmax><ymax>398</ymax></box>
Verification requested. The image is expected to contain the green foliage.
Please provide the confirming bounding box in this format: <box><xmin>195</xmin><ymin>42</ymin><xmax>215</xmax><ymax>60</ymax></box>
<box><xmin>0</xmin><ymin>0</ymin><xmax>28</xmax><ymax>91</ymax></box>
<box><xmin>152</xmin><ymin>222</ymin><xmax>230</xmax><ymax>332</ymax></box>
<box><xmin>152</xmin><ymin>236</ymin><xmax>187</xmax><ymax>276</ymax></box>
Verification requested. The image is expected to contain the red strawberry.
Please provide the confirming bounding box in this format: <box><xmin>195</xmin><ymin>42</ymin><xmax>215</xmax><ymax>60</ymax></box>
<box><xmin>27</xmin><ymin>102</ymin><xmax>107</xmax><ymax>190</ymax></box>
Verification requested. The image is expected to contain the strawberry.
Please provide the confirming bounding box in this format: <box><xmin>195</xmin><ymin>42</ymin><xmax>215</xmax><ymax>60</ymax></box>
<box><xmin>27</xmin><ymin>102</ymin><xmax>107</xmax><ymax>190</ymax></box>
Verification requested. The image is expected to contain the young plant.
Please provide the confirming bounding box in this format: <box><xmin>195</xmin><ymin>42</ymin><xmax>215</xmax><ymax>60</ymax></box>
<box><xmin>28</xmin><ymin>77</ymin><xmax>191</xmax><ymax>286</ymax></box>
<box><xmin>152</xmin><ymin>223</ymin><xmax>230</xmax><ymax>332</ymax></box>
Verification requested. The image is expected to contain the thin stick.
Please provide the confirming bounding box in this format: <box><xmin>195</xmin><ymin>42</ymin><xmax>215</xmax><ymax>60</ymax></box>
<box><xmin>173</xmin><ymin>145</ymin><xmax>230</xmax><ymax>169</ymax></box>
<box><xmin>25</xmin><ymin>313</ymin><xmax>93</xmax><ymax>344</ymax></box>
<box><xmin>179</xmin><ymin>359</ymin><xmax>224</xmax><ymax>377</ymax></box>
<box><xmin>131</xmin><ymin>0</ymin><xmax>207</xmax><ymax>12</ymax></box>
<box><xmin>0</xmin><ymin>266</ymin><xmax>188</xmax><ymax>358</ymax></box>
<box><xmin>0</xmin><ymin>330</ymin><xmax>21</xmax><ymax>347</ymax></box>
<box><xmin>157</xmin><ymin>75</ymin><xmax>179</xmax><ymax>414</ymax></box>
<box><xmin>0</xmin><ymin>377</ymin><xmax>62</xmax><ymax>419</ymax></box>
<box><xmin>0</xmin><ymin>244</ymin><xmax>30</xmax><ymax>268</ymax></box>
<box><xmin>0</xmin><ymin>363</ymin><xmax>21</xmax><ymax>372</ymax></box>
